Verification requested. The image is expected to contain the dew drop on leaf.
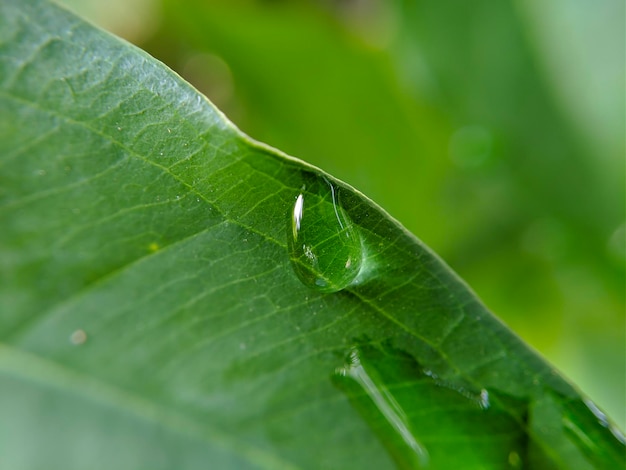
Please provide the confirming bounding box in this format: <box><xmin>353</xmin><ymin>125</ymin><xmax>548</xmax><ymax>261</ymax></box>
<box><xmin>287</xmin><ymin>177</ymin><xmax>363</xmax><ymax>293</ymax></box>
<box><xmin>333</xmin><ymin>342</ymin><xmax>529</xmax><ymax>469</ymax></box>
<box><xmin>334</xmin><ymin>345</ymin><xmax>430</xmax><ymax>468</ymax></box>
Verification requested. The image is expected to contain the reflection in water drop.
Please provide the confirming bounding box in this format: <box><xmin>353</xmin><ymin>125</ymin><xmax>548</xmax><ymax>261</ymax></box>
<box><xmin>335</xmin><ymin>347</ymin><xmax>429</xmax><ymax>468</ymax></box>
<box><xmin>287</xmin><ymin>177</ymin><xmax>363</xmax><ymax>293</ymax></box>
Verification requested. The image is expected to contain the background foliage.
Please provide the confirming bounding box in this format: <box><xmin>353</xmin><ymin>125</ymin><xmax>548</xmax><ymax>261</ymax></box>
<box><xmin>57</xmin><ymin>0</ymin><xmax>625</xmax><ymax>432</ymax></box>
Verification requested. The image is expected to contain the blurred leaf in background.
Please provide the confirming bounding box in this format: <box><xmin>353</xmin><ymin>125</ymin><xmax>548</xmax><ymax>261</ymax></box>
<box><xmin>59</xmin><ymin>0</ymin><xmax>625</xmax><ymax>430</ymax></box>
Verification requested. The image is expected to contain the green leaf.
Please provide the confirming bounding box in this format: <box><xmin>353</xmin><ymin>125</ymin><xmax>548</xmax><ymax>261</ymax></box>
<box><xmin>148</xmin><ymin>0</ymin><xmax>625</xmax><ymax>428</ymax></box>
<box><xmin>0</xmin><ymin>1</ymin><xmax>623</xmax><ymax>469</ymax></box>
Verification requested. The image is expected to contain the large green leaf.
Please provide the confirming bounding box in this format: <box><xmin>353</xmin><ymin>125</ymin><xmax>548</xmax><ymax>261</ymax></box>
<box><xmin>0</xmin><ymin>1</ymin><xmax>623</xmax><ymax>468</ymax></box>
<box><xmin>143</xmin><ymin>0</ymin><xmax>624</xmax><ymax>427</ymax></box>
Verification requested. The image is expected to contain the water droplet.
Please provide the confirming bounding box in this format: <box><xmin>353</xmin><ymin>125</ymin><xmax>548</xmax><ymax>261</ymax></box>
<box><xmin>287</xmin><ymin>177</ymin><xmax>362</xmax><ymax>293</ymax></box>
<box><xmin>334</xmin><ymin>342</ymin><xmax>528</xmax><ymax>468</ymax></box>
<box><xmin>335</xmin><ymin>346</ymin><xmax>429</xmax><ymax>468</ymax></box>
<box><xmin>479</xmin><ymin>388</ymin><xmax>490</xmax><ymax>409</ymax></box>
<box><xmin>584</xmin><ymin>398</ymin><xmax>626</xmax><ymax>445</ymax></box>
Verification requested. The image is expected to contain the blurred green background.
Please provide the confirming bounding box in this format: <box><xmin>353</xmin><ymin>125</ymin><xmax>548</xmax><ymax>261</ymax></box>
<box><xmin>58</xmin><ymin>0</ymin><xmax>625</xmax><ymax>429</ymax></box>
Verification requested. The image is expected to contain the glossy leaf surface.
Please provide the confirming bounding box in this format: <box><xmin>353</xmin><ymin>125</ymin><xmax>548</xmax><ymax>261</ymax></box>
<box><xmin>0</xmin><ymin>1</ymin><xmax>623</xmax><ymax>469</ymax></box>
<box><xmin>149</xmin><ymin>0</ymin><xmax>625</xmax><ymax>427</ymax></box>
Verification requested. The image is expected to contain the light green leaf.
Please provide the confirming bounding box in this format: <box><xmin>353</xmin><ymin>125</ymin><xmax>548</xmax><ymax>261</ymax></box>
<box><xmin>0</xmin><ymin>1</ymin><xmax>623</xmax><ymax>469</ymax></box>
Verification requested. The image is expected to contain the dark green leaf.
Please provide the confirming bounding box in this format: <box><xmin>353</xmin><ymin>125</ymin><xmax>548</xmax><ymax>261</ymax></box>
<box><xmin>146</xmin><ymin>1</ymin><xmax>624</xmax><ymax>428</ymax></box>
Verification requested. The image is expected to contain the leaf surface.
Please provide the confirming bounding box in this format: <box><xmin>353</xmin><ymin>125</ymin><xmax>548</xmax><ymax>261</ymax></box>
<box><xmin>0</xmin><ymin>1</ymin><xmax>623</xmax><ymax>469</ymax></box>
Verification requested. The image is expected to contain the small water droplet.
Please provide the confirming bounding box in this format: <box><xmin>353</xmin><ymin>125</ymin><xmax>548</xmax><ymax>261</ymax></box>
<box><xmin>479</xmin><ymin>388</ymin><xmax>490</xmax><ymax>409</ymax></box>
<box><xmin>584</xmin><ymin>398</ymin><xmax>626</xmax><ymax>445</ymax></box>
<box><xmin>287</xmin><ymin>177</ymin><xmax>362</xmax><ymax>293</ymax></box>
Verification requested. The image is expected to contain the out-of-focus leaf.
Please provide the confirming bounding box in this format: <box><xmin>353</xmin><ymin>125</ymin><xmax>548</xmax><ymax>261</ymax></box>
<box><xmin>390</xmin><ymin>0</ymin><xmax>625</xmax><ymax>431</ymax></box>
<box><xmin>1</xmin><ymin>1</ymin><xmax>624</xmax><ymax>469</ymax></box>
